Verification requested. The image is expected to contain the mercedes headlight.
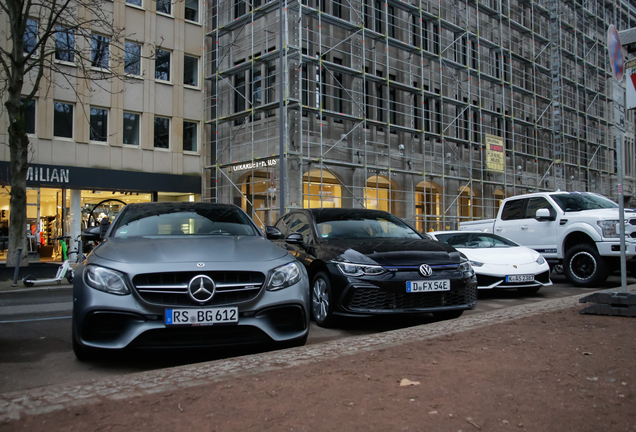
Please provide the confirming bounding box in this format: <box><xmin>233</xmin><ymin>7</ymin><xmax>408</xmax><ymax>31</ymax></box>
<box><xmin>536</xmin><ymin>255</ymin><xmax>546</xmax><ymax>265</ymax></box>
<box><xmin>334</xmin><ymin>261</ymin><xmax>386</xmax><ymax>277</ymax></box>
<box><xmin>470</xmin><ymin>260</ymin><xmax>484</xmax><ymax>267</ymax></box>
<box><xmin>598</xmin><ymin>220</ymin><xmax>620</xmax><ymax>238</ymax></box>
<box><xmin>84</xmin><ymin>265</ymin><xmax>130</xmax><ymax>295</ymax></box>
<box><xmin>266</xmin><ymin>262</ymin><xmax>302</xmax><ymax>291</ymax></box>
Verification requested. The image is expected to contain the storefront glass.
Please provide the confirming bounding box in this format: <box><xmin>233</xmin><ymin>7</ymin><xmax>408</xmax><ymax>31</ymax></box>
<box><xmin>303</xmin><ymin>170</ymin><xmax>341</xmax><ymax>209</ymax></box>
<box><xmin>415</xmin><ymin>181</ymin><xmax>442</xmax><ymax>232</ymax></box>
<box><xmin>239</xmin><ymin>172</ymin><xmax>278</xmax><ymax>229</ymax></box>
<box><xmin>364</xmin><ymin>176</ymin><xmax>391</xmax><ymax>212</ymax></box>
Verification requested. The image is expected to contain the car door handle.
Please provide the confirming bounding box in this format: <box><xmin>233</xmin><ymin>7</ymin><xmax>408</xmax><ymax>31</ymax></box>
<box><xmin>521</xmin><ymin>225</ymin><xmax>528</xmax><ymax>230</ymax></box>
<box><xmin>495</xmin><ymin>227</ymin><xmax>502</xmax><ymax>232</ymax></box>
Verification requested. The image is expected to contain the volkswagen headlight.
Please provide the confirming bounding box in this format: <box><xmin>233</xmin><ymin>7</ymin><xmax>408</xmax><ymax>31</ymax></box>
<box><xmin>598</xmin><ymin>220</ymin><xmax>620</xmax><ymax>238</ymax></box>
<box><xmin>84</xmin><ymin>265</ymin><xmax>130</xmax><ymax>295</ymax></box>
<box><xmin>536</xmin><ymin>255</ymin><xmax>546</xmax><ymax>265</ymax></box>
<box><xmin>266</xmin><ymin>262</ymin><xmax>302</xmax><ymax>291</ymax></box>
<box><xmin>334</xmin><ymin>261</ymin><xmax>386</xmax><ymax>277</ymax></box>
<box><xmin>458</xmin><ymin>259</ymin><xmax>474</xmax><ymax>273</ymax></box>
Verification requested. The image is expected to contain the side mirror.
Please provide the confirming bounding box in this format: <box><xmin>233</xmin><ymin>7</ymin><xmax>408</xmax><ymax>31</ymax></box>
<box><xmin>535</xmin><ymin>208</ymin><xmax>554</xmax><ymax>221</ymax></box>
<box><xmin>81</xmin><ymin>226</ymin><xmax>102</xmax><ymax>242</ymax></box>
<box><xmin>285</xmin><ymin>233</ymin><xmax>304</xmax><ymax>244</ymax></box>
<box><xmin>264</xmin><ymin>226</ymin><xmax>283</xmax><ymax>240</ymax></box>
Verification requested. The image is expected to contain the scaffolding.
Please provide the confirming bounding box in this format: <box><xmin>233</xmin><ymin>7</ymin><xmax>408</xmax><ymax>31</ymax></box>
<box><xmin>204</xmin><ymin>0</ymin><xmax>636</xmax><ymax>231</ymax></box>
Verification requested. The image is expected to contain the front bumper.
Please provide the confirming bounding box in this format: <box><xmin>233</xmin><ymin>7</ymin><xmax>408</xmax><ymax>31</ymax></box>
<box><xmin>73</xmin><ymin>265</ymin><xmax>310</xmax><ymax>351</ymax></box>
<box><xmin>326</xmin><ymin>263</ymin><xmax>478</xmax><ymax>317</ymax></box>
<box><xmin>596</xmin><ymin>240</ymin><xmax>636</xmax><ymax>257</ymax></box>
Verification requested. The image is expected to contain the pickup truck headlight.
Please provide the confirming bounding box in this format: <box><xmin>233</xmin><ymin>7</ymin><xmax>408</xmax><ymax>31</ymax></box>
<box><xmin>334</xmin><ymin>261</ymin><xmax>386</xmax><ymax>277</ymax></box>
<box><xmin>597</xmin><ymin>220</ymin><xmax>620</xmax><ymax>238</ymax></box>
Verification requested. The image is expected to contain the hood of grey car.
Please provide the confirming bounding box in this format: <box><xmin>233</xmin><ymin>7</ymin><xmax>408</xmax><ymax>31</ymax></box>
<box><xmin>93</xmin><ymin>236</ymin><xmax>288</xmax><ymax>263</ymax></box>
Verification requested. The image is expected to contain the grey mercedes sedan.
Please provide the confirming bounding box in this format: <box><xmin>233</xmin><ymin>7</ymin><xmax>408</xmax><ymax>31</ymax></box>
<box><xmin>72</xmin><ymin>202</ymin><xmax>309</xmax><ymax>360</ymax></box>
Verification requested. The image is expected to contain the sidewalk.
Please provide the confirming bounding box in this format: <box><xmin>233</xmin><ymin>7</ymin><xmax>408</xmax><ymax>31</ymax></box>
<box><xmin>1</xmin><ymin>288</ymin><xmax>635</xmax><ymax>431</ymax></box>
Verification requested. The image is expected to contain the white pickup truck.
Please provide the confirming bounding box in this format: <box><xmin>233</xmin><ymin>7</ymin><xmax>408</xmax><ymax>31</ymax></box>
<box><xmin>459</xmin><ymin>191</ymin><xmax>636</xmax><ymax>287</ymax></box>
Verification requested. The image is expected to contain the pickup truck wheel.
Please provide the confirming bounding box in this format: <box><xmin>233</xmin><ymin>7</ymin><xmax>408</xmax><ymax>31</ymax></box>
<box><xmin>564</xmin><ymin>244</ymin><xmax>608</xmax><ymax>287</ymax></box>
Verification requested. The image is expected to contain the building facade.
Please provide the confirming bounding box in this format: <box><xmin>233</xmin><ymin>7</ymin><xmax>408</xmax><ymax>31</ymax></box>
<box><xmin>206</xmin><ymin>0</ymin><xmax>636</xmax><ymax>230</ymax></box>
<box><xmin>0</xmin><ymin>0</ymin><xmax>205</xmax><ymax>258</ymax></box>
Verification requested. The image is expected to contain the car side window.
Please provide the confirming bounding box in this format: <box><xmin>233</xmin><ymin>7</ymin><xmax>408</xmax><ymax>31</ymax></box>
<box><xmin>525</xmin><ymin>197</ymin><xmax>556</xmax><ymax>219</ymax></box>
<box><xmin>500</xmin><ymin>199</ymin><xmax>526</xmax><ymax>221</ymax></box>
<box><xmin>288</xmin><ymin>214</ymin><xmax>314</xmax><ymax>244</ymax></box>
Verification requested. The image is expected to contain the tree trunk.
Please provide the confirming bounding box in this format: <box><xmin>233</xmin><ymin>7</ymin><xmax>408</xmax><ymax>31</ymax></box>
<box><xmin>5</xmin><ymin>82</ymin><xmax>30</xmax><ymax>268</ymax></box>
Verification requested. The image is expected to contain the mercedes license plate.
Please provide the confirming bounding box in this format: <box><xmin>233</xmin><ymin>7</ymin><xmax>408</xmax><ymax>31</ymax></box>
<box><xmin>506</xmin><ymin>274</ymin><xmax>535</xmax><ymax>283</ymax></box>
<box><xmin>406</xmin><ymin>280</ymin><xmax>450</xmax><ymax>292</ymax></box>
<box><xmin>165</xmin><ymin>307</ymin><xmax>238</xmax><ymax>326</ymax></box>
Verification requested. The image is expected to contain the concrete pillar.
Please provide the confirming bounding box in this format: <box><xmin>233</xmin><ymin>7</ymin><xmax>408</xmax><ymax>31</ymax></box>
<box><xmin>69</xmin><ymin>189</ymin><xmax>82</xmax><ymax>247</ymax></box>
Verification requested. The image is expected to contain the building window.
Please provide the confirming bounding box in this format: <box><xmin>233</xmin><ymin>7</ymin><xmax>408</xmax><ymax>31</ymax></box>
<box><xmin>125</xmin><ymin>42</ymin><xmax>142</xmax><ymax>76</ymax></box>
<box><xmin>123</xmin><ymin>112</ymin><xmax>140</xmax><ymax>145</ymax></box>
<box><xmin>184</xmin><ymin>55</ymin><xmax>198</xmax><ymax>86</ymax></box>
<box><xmin>154</xmin><ymin>116</ymin><xmax>170</xmax><ymax>148</ymax></box>
<box><xmin>24</xmin><ymin>19</ymin><xmax>37</xmax><ymax>54</ymax></box>
<box><xmin>55</xmin><ymin>27</ymin><xmax>74</xmax><ymax>62</ymax></box>
<box><xmin>185</xmin><ymin>0</ymin><xmax>199</xmax><ymax>22</ymax></box>
<box><xmin>91</xmin><ymin>34</ymin><xmax>109</xmax><ymax>69</ymax></box>
<box><xmin>387</xmin><ymin>6</ymin><xmax>395</xmax><ymax>38</ymax></box>
<box><xmin>374</xmin><ymin>0</ymin><xmax>383</xmax><ymax>33</ymax></box>
<box><xmin>21</xmin><ymin>98</ymin><xmax>36</xmax><ymax>134</ymax></box>
<box><xmin>234</xmin><ymin>0</ymin><xmax>246</xmax><ymax>18</ymax></box>
<box><xmin>155</xmin><ymin>49</ymin><xmax>171</xmax><ymax>81</ymax></box>
<box><xmin>156</xmin><ymin>0</ymin><xmax>172</xmax><ymax>15</ymax></box>
<box><xmin>126</xmin><ymin>0</ymin><xmax>142</xmax><ymax>6</ymax></box>
<box><xmin>90</xmin><ymin>107</ymin><xmax>108</xmax><ymax>142</ymax></box>
<box><xmin>183</xmin><ymin>121</ymin><xmax>197</xmax><ymax>152</ymax></box>
<box><xmin>333</xmin><ymin>0</ymin><xmax>342</xmax><ymax>18</ymax></box>
<box><xmin>251</xmin><ymin>68</ymin><xmax>262</xmax><ymax>120</ymax></box>
<box><xmin>266</xmin><ymin>61</ymin><xmax>276</xmax><ymax>116</ymax></box>
<box><xmin>53</xmin><ymin>102</ymin><xmax>73</xmax><ymax>139</ymax></box>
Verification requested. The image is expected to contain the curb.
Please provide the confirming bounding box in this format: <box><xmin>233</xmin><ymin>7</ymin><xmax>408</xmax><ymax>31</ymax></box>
<box><xmin>0</xmin><ymin>290</ymin><xmax>602</xmax><ymax>422</ymax></box>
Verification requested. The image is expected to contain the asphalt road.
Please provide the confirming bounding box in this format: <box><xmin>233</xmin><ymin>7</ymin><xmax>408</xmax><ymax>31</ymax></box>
<box><xmin>0</xmin><ymin>274</ymin><xmax>628</xmax><ymax>394</ymax></box>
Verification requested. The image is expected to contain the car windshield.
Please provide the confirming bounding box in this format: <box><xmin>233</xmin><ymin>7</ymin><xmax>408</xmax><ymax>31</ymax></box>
<box><xmin>315</xmin><ymin>212</ymin><xmax>422</xmax><ymax>240</ymax></box>
<box><xmin>550</xmin><ymin>193</ymin><xmax>618</xmax><ymax>212</ymax></box>
<box><xmin>112</xmin><ymin>203</ymin><xmax>258</xmax><ymax>237</ymax></box>
<box><xmin>435</xmin><ymin>232</ymin><xmax>518</xmax><ymax>248</ymax></box>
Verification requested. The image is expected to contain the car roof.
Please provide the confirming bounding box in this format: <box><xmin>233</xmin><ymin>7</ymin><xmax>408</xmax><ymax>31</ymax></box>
<box><xmin>306</xmin><ymin>208</ymin><xmax>395</xmax><ymax>220</ymax></box>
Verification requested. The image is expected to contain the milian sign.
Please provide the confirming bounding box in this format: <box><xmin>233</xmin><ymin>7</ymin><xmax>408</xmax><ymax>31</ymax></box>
<box><xmin>230</xmin><ymin>159</ymin><xmax>277</xmax><ymax>173</ymax></box>
<box><xmin>26</xmin><ymin>166</ymin><xmax>70</xmax><ymax>184</ymax></box>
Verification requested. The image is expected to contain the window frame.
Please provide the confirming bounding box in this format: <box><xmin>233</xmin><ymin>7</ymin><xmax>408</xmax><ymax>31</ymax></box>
<box><xmin>126</xmin><ymin>0</ymin><xmax>143</xmax><ymax>7</ymax></box>
<box><xmin>182</xmin><ymin>120</ymin><xmax>198</xmax><ymax>153</ymax></box>
<box><xmin>53</xmin><ymin>101</ymin><xmax>74</xmax><ymax>139</ymax></box>
<box><xmin>21</xmin><ymin>98</ymin><xmax>36</xmax><ymax>135</ymax></box>
<box><xmin>155</xmin><ymin>48</ymin><xmax>172</xmax><ymax>82</ymax></box>
<box><xmin>156</xmin><ymin>0</ymin><xmax>173</xmax><ymax>16</ymax></box>
<box><xmin>153</xmin><ymin>116</ymin><xmax>171</xmax><ymax>149</ymax></box>
<box><xmin>183</xmin><ymin>54</ymin><xmax>199</xmax><ymax>88</ymax></box>
<box><xmin>23</xmin><ymin>18</ymin><xmax>38</xmax><ymax>54</ymax></box>
<box><xmin>54</xmin><ymin>26</ymin><xmax>75</xmax><ymax>63</ymax></box>
<box><xmin>124</xmin><ymin>41</ymin><xmax>142</xmax><ymax>77</ymax></box>
<box><xmin>89</xmin><ymin>106</ymin><xmax>109</xmax><ymax>143</ymax></box>
<box><xmin>123</xmin><ymin>111</ymin><xmax>141</xmax><ymax>146</ymax></box>
<box><xmin>184</xmin><ymin>0</ymin><xmax>200</xmax><ymax>23</ymax></box>
<box><xmin>91</xmin><ymin>33</ymin><xmax>110</xmax><ymax>70</ymax></box>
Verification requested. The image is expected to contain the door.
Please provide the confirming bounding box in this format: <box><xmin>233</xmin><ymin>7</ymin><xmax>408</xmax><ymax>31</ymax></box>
<box><xmin>493</xmin><ymin>197</ymin><xmax>527</xmax><ymax>242</ymax></box>
<box><xmin>516</xmin><ymin>197</ymin><xmax>558</xmax><ymax>257</ymax></box>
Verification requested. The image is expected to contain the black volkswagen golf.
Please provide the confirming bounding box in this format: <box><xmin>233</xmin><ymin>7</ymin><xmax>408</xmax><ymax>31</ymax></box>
<box><xmin>268</xmin><ymin>208</ymin><xmax>477</xmax><ymax>327</ymax></box>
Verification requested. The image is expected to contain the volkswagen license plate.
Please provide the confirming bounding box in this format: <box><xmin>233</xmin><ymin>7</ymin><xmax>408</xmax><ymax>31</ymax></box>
<box><xmin>406</xmin><ymin>280</ymin><xmax>450</xmax><ymax>292</ymax></box>
<box><xmin>506</xmin><ymin>274</ymin><xmax>535</xmax><ymax>283</ymax></box>
<box><xmin>165</xmin><ymin>307</ymin><xmax>238</xmax><ymax>326</ymax></box>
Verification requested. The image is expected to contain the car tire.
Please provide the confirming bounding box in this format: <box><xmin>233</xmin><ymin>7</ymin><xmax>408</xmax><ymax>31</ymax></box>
<box><xmin>22</xmin><ymin>276</ymin><xmax>36</xmax><ymax>287</ymax></box>
<box><xmin>564</xmin><ymin>244</ymin><xmax>608</xmax><ymax>287</ymax></box>
<box><xmin>311</xmin><ymin>272</ymin><xmax>335</xmax><ymax>328</ymax></box>
<box><xmin>552</xmin><ymin>264</ymin><xmax>564</xmax><ymax>275</ymax></box>
<box><xmin>432</xmin><ymin>309</ymin><xmax>464</xmax><ymax>320</ymax></box>
<box><xmin>72</xmin><ymin>326</ymin><xmax>97</xmax><ymax>362</ymax></box>
<box><xmin>517</xmin><ymin>287</ymin><xmax>541</xmax><ymax>294</ymax></box>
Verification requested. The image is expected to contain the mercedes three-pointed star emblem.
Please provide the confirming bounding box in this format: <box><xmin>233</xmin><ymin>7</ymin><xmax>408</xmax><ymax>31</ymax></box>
<box><xmin>188</xmin><ymin>275</ymin><xmax>216</xmax><ymax>303</ymax></box>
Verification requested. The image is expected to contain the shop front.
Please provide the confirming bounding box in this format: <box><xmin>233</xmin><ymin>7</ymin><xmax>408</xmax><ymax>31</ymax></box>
<box><xmin>0</xmin><ymin>162</ymin><xmax>200</xmax><ymax>262</ymax></box>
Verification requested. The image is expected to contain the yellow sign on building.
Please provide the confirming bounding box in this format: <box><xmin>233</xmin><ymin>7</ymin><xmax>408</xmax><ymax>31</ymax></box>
<box><xmin>485</xmin><ymin>134</ymin><xmax>505</xmax><ymax>173</ymax></box>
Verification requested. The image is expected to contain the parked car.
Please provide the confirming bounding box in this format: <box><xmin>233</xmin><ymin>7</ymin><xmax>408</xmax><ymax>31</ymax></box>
<box><xmin>429</xmin><ymin>231</ymin><xmax>552</xmax><ymax>293</ymax></box>
<box><xmin>459</xmin><ymin>191</ymin><xmax>636</xmax><ymax>287</ymax></box>
<box><xmin>267</xmin><ymin>208</ymin><xmax>478</xmax><ymax>327</ymax></box>
<box><xmin>72</xmin><ymin>202</ymin><xmax>310</xmax><ymax>360</ymax></box>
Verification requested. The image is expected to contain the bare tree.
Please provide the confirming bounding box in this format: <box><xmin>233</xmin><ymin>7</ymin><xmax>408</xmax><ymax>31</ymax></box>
<box><xmin>0</xmin><ymin>0</ymin><xmax>131</xmax><ymax>267</ymax></box>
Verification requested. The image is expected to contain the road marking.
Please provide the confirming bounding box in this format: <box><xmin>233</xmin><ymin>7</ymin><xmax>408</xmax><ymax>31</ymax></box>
<box><xmin>0</xmin><ymin>316</ymin><xmax>71</xmax><ymax>324</ymax></box>
<box><xmin>0</xmin><ymin>291</ymin><xmax>607</xmax><ymax>422</ymax></box>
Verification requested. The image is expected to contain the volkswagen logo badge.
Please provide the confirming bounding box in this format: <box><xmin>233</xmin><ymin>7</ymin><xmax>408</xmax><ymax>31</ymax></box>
<box><xmin>188</xmin><ymin>275</ymin><xmax>215</xmax><ymax>303</ymax></box>
<box><xmin>197</xmin><ymin>262</ymin><xmax>205</xmax><ymax>268</ymax></box>
<box><xmin>419</xmin><ymin>264</ymin><xmax>433</xmax><ymax>277</ymax></box>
